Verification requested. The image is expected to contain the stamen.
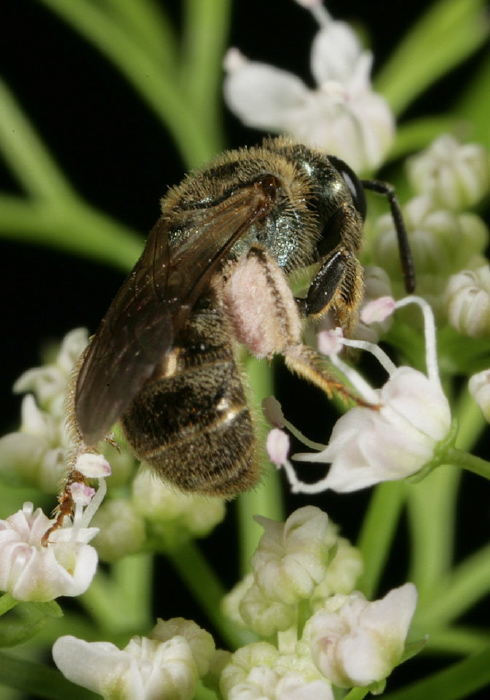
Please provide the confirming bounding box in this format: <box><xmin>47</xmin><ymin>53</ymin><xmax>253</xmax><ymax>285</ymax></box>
<box><xmin>79</xmin><ymin>478</ymin><xmax>107</xmax><ymax>531</ymax></box>
<box><xmin>340</xmin><ymin>337</ymin><xmax>398</xmax><ymax>376</ymax></box>
<box><xmin>395</xmin><ymin>296</ymin><xmax>440</xmax><ymax>387</ymax></box>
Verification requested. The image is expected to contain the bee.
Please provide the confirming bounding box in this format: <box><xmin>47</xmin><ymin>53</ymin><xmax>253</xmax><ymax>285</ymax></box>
<box><xmin>74</xmin><ymin>136</ymin><xmax>414</xmax><ymax>497</ymax></box>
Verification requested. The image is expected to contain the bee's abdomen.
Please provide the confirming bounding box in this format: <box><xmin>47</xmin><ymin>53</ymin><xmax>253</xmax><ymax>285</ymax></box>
<box><xmin>121</xmin><ymin>303</ymin><xmax>260</xmax><ymax>496</ymax></box>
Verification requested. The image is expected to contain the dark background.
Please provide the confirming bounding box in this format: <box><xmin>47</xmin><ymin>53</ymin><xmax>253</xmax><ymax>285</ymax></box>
<box><xmin>0</xmin><ymin>1</ymin><xmax>489</xmax><ymax>697</ymax></box>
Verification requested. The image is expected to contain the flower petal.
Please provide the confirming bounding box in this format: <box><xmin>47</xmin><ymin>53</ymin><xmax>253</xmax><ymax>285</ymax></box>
<box><xmin>310</xmin><ymin>22</ymin><xmax>363</xmax><ymax>84</ymax></box>
<box><xmin>224</xmin><ymin>55</ymin><xmax>309</xmax><ymax>132</ymax></box>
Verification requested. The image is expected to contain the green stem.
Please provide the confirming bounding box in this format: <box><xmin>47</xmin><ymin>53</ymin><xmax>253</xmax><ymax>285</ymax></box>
<box><xmin>0</xmin><ymin>651</ymin><xmax>97</xmax><ymax>700</ymax></box>
<box><xmin>237</xmin><ymin>356</ymin><xmax>284</xmax><ymax>576</ymax></box>
<box><xmin>105</xmin><ymin>0</ymin><xmax>177</xmax><ymax>67</ymax></box>
<box><xmin>453</xmin><ymin>386</ymin><xmax>487</xmax><ymax>453</ymax></box>
<box><xmin>416</xmin><ymin>541</ymin><xmax>490</xmax><ymax>630</ymax></box>
<box><xmin>0</xmin><ymin>196</ymin><xmax>142</xmax><ymax>272</ymax></box>
<box><xmin>446</xmin><ymin>447</ymin><xmax>490</xmax><ymax>480</ymax></box>
<box><xmin>80</xmin><ymin>553</ymin><xmax>153</xmax><ymax>635</ymax></box>
<box><xmin>382</xmin><ymin>644</ymin><xmax>490</xmax><ymax>700</ymax></box>
<box><xmin>356</xmin><ymin>481</ymin><xmax>407</xmax><ymax>599</ymax></box>
<box><xmin>111</xmin><ymin>554</ymin><xmax>154</xmax><ymax>630</ymax></box>
<box><xmin>406</xmin><ymin>465</ymin><xmax>460</xmax><ymax>597</ymax></box>
<box><xmin>376</xmin><ymin>0</ymin><xmax>489</xmax><ymax>115</ymax></box>
<box><xmin>167</xmin><ymin>540</ymin><xmax>256</xmax><ymax>650</ymax></box>
<box><xmin>419</xmin><ymin>625</ymin><xmax>490</xmax><ymax>655</ymax></box>
<box><xmin>0</xmin><ymin>78</ymin><xmax>77</xmax><ymax>201</ymax></box>
<box><xmin>180</xmin><ymin>0</ymin><xmax>232</xmax><ymax>153</ymax></box>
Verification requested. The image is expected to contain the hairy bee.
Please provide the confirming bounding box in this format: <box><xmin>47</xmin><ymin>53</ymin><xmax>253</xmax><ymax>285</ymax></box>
<box><xmin>75</xmin><ymin>136</ymin><xmax>413</xmax><ymax>496</ymax></box>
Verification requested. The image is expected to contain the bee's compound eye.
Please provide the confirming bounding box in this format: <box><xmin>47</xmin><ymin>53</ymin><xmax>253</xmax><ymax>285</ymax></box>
<box><xmin>329</xmin><ymin>156</ymin><xmax>367</xmax><ymax>220</ymax></box>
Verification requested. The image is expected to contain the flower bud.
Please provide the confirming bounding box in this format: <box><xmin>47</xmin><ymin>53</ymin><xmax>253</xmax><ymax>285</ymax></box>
<box><xmin>151</xmin><ymin>618</ymin><xmax>216</xmax><ymax>678</ymax></box>
<box><xmin>220</xmin><ymin>642</ymin><xmax>334</xmax><ymax>699</ymax></box>
<box><xmin>252</xmin><ymin>507</ymin><xmax>332</xmax><ymax>605</ymax></box>
<box><xmin>374</xmin><ymin>196</ymin><xmax>488</xmax><ymax>284</ymax></box>
<box><xmin>469</xmin><ymin>369</ymin><xmax>490</xmax><ymax>422</ymax></box>
<box><xmin>407</xmin><ymin>135</ymin><xmax>490</xmax><ymax>210</ymax></box>
<box><xmin>240</xmin><ymin>581</ymin><xmax>297</xmax><ymax>637</ymax></box>
<box><xmin>445</xmin><ymin>266</ymin><xmax>490</xmax><ymax>337</ymax></box>
<box><xmin>132</xmin><ymin>470</ymin><xmax>225</xmax><ymax>545</ymax></box>
<box><xmin>14</xmin><ymin>328</ymin><xmax>88</xmax><ymax>417</ymax></box>
<box><xmin>91</xmin><ymin>499</ymin><xmax>146</xmax><ymax>561</ymax></box>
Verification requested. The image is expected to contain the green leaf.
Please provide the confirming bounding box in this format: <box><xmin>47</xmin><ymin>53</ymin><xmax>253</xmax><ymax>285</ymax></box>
<box><xmin>0</xmin><ymin>600</ymin><xmax>63</xmax><ymax>648</ymax></box>
<box><xmin>400</xmin><ymin>636</ymin><xmax>428</xmax><ymax>664</ymax></box>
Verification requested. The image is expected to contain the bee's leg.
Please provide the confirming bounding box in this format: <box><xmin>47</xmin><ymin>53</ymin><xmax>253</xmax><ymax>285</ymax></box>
<box><xmin>284</xmin><ymin>343</ymin><xmax>375</xmax><ymax>409</ymax></box>
<box><xmin>305</xmin><ymin>247</ymin><xmax>364</xmax><ymax>333</ymax></box>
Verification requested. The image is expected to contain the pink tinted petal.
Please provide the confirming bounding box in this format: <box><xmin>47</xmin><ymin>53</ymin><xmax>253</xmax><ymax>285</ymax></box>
<box><xmin>361</xmin><ymin>297</ymin><xmax>396</xmax><ymax>324</ymax></box>
<box><xmin>267</xmin><ymin>429</ymin><xmax>290</xmax><ymax>466</ymax></box>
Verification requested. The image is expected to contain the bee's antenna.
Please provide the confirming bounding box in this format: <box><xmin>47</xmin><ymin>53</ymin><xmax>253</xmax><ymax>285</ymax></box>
<box><xmin>362</xmin><ymin>179</ymin><xmax>416</xmax><ymax>293</ymax></box>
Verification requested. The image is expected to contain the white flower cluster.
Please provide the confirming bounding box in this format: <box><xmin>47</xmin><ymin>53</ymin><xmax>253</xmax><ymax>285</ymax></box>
<box><xmin>52</xmin><ymin>507</ymin><xmax>418</xmax><ymax>698</ymax></box>
<box><xmin>270</xmin><ymin>296</ymin><xmax>453</xmax><ymax>493</ymax></box>
<box><xmin>220</xmin><ymin>507</ymin><xmax>417</xmax><ymax>697</ymax></box>
<box><xmin>223</xmin><ymin>506</ymin><xmax>362</xmax><ymax>639</ymax></box>
<box><xmin>223</xmin><ymin>1</ymin><xmax>394</xmax><ymax>171</ymax></box>
<box><xmin>0</xmin><ymin>328</ymin><xmax>88</xmax><ymax>493</ymax></box>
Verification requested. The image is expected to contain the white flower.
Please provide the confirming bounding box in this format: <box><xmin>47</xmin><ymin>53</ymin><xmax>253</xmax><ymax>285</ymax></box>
<box><xmin>151</xmin><ymin>618</ymin><xmax>216</xmax><ymax>678</ymax></box>
<box><xmin>301</xmin><ymin>365</ymin><xmax>451</xmax><ymax>492</ymax></box>
<box><xmin>224</xmin><ymin>13</ymin><xmax>394</xmax><ymax>172</ymax></box>
<box><xmin>304</xmin><ymin>584</ymin><xmax>417</xmax><ymax>687</ymax></box>
<box><xmin>445</xmin><ymin>266</ymin><xmax>490</xmax><ymax>338</ymax></box>
<box><xmin>469</xmin><ymin>369</ymin><xmax>490</xmax><ymax>423</ymax></box>
<box><xmin>14</xmin><ymin>328</ymin><xmax>88</xmax><ymax>417</ymax></box>
<box><xmin>240</xmin><ymin>580</ymin><xmax>297</xmax><ymax>637</ymax></box>
<box><xmin>282</xmin><ymin>297</ymin><xmax>452</xmax><ymax>493</ymax></box>
<box><xmin>407</xmin><ymin>135</ymin><xmax>490</xmax><ymax>211</ymax></box>
<box><xmin>310</xmin><ymin>526</ymin><xmax>363</xmax><ymax>603</ymax></box>
<box><xmin>0</xmin><ymin>329</ymin><xmax>97</xmax><ymax>494</ymax></box>
<box><xmin>53</xmin><ymin>633</ymin><xmax>200</xmax><ymax>700</ymax></box>
<box><xmin>0</xmin><ymin>502</ymin><xmax>98</xmax><ymax>602</ymax></box>
<box><xmin>252</xmin><ymin>507</ymin><xmax>333</xmax><ymax>605</ymax></box>
<box><xmin>53</xmin><ymin>618</ymin><xmax>215</xmax><ymax>700</ymax></box>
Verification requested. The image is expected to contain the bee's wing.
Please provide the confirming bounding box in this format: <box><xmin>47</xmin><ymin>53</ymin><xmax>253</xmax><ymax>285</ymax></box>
<box><xmin>75</xmin><ymin>175</ymin><xmax>277</xmax><ymax>446</ymax></box>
